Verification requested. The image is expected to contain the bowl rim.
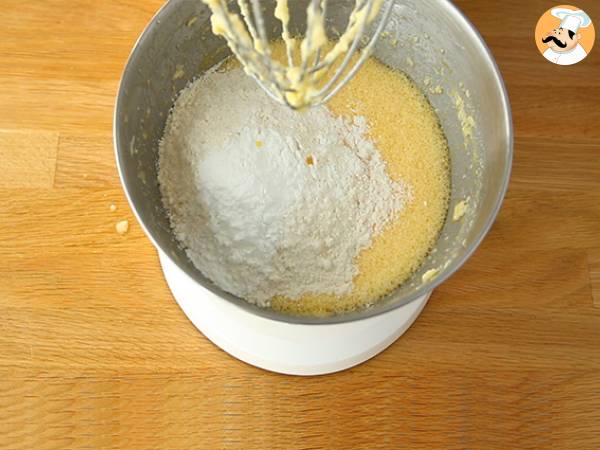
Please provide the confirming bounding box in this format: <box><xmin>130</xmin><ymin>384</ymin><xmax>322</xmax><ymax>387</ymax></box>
<box><xmin>113</xmin><ymin>0</ymin><xmax>514</xmax><ymax>325</ymax></box>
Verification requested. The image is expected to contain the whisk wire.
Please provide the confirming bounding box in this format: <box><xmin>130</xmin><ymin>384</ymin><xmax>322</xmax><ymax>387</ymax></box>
<box><xmin>218</xmin><ymin>0</ymin><xmax>287</xmax><ymax>104</ymax></box>
<box><xmin>312</xmin><ymin>0</ymin><xmax>374</xmax><ymax>101</ymax></box>
<box><xmin>299</xmin><ymin>0</ymin><xmax>327</xmax><ymax>79</ymax></box>
<box><xmin>319</xmin><ymin>0</ymin><xmax>395</xmax><ymax>104</ymax></box>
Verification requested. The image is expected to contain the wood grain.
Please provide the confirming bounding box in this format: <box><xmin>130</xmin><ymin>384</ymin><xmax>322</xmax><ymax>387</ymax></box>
<box><xmin>0</xmin><ymin>130</ymin><xmax>59</xmax><ymax>188</ymax></box>
<box><xmin>1</xmin><ymin>0</ymin><xmax>600</xmax><ymax>449</ymax></box>
<box><xmin>55</xmin><ymin>134</ymin><xmax>120</xmax><ymax>187</ymax></box>
<box><xmin>589</xmin><ymin>247</ymin><xmax>600</xmax><ymax>307</ymax></box>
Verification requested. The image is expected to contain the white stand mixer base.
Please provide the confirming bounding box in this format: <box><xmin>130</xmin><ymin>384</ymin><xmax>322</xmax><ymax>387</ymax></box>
<box><xmin>159</xmin><ymin>252</ymin><xmax>430</xmax><ymax>376</ymax></box>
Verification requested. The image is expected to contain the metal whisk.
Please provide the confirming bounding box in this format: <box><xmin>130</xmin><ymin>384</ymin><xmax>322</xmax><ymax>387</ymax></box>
<box><xmin>204</xmin><ymin>0</ymin><xmax>395</xmax><ymax>109</ymax></box>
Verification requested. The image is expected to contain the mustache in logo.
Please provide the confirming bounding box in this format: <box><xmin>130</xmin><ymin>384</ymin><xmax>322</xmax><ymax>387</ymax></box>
<box><xmin>542</xmin><ymin>35</ymin><xmax>567</xmax><ymax>48</ymax></box>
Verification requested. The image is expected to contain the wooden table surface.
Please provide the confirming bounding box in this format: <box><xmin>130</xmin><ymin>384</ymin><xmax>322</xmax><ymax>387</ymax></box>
<box><xmin>1</xmin><ymin>1</ymin><xmax>600</xmax><ymax>448</ymax></box>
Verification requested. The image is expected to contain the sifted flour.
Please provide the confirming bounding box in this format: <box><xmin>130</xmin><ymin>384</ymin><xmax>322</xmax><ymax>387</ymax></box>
<box><xmin>158</xmin><ymin>65</ymin><xmax>412</xmax><ymax>306</ymax></box>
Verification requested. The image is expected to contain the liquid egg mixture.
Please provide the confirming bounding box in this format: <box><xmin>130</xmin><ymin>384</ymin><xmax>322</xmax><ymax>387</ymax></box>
<box><xmin>158</xmin><ymin>44</ymin><xmax>450</xmax><ymax>317</ymax></box>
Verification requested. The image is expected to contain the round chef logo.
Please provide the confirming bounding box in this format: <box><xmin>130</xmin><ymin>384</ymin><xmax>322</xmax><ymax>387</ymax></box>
<box><xmin>535</xmin><ymin>5</ymin><xmax>595</xmax><ymax>65</ymax></box>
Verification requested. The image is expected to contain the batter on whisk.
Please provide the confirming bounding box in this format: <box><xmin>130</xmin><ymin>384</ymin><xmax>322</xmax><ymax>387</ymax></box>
<box><xmin>202</xmin><ymin>0</ymin><xmax>391</xmax><ymax>108</ymax></box>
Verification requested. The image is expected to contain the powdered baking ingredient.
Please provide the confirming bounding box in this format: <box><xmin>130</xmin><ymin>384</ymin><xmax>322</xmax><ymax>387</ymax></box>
<box><xmin>158</xmin><ymin>66</ymin><xmax>412</xmax><ymax>306</ymax></box>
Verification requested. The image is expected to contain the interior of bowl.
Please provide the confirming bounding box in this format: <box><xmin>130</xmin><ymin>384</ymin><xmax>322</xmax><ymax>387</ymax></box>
<box><xmin>114</xmin><ymin>0</ymin><xmax>512</xmax><ymax>324</ymax></box>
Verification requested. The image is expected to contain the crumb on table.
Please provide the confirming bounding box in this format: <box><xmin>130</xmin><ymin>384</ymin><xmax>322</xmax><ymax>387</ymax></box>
<box><xmin>116</xmin><ymin>220</ymin><xmax>129</xmax><ymax>235</ymax></box>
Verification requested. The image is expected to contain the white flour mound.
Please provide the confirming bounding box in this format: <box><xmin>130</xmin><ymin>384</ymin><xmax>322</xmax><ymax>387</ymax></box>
<box><xmin>158</xmin><ymin>66</ymin><xmax>412</xmax><ymax>306</ymax></box>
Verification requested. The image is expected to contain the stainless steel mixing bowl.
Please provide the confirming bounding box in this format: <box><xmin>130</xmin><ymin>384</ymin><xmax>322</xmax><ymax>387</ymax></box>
<box><xmin>114</xmin><ymin>0</ymin><xmax>512</xmax><ymax>324</ymax></box>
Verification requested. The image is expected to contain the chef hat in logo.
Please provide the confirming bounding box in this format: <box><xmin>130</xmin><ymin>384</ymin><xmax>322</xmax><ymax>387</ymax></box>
<box><xmin>551</xmin><ymin>8</ymin><xmax>592</xmax><ymax>33</ymax></box>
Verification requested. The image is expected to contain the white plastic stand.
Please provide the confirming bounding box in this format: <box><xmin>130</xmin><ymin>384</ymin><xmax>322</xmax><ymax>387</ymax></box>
<box><xmin>159</xmin><ymin>251</ymin><xmax>430</xmax><ymax>376</ymax></box>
